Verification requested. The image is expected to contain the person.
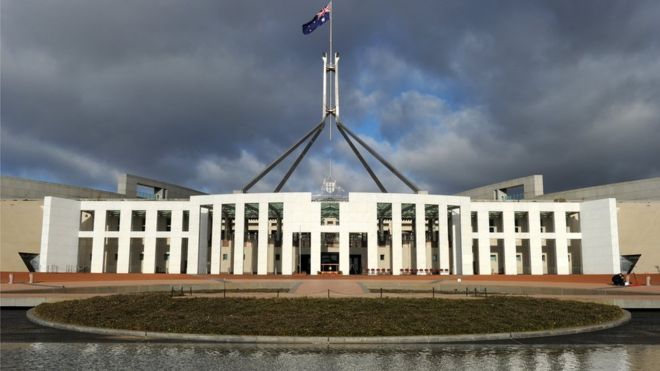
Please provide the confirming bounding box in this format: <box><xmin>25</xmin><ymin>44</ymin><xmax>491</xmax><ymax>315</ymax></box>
<box><xmin>612</xmin><ymin>273</ymin><xmax>626</xmax><ymax>286</ymax></box>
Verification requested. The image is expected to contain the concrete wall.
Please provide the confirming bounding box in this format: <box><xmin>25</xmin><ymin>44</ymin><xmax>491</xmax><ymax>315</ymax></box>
<box><xmin>0</xmin><ymin>200</ymin><xmax>44</xmax><ymax>271</ymax></box>
<box><xmin>457</xmin><ymin>175</ymin><xmax>660</xmax><ymax>202</ymax></box>
<box><xmin>117</xmin><ymin>174</ymin><xmax>206</xmax><ymax>199</ymax></box>
<box><xmin>618</xmin><ymin>202</ymin><xmax>660</xmax><ymax>273</ymax></box>
<box><xmin>39</xmin><ymin>197</ymin><xmax>81</xmax><ymax>272</ymax></box>
<box><xmin>1</xmin><ymin>176</ymin><xmax>123</xmax><ymax>200</ymax></box>
<box><xmin>456</xmin><ymin>175</ymin><xmax>544</xmax><ymax>200</ymax></box>
<box><xmin>580</xmin><ymin>199</ymin><xmax>620</xmax><ymax>274</ymax></box>
<box><xmin>535</xmin><ymin>177</ymin><xmax>660</xmax><ymax>201</ymax></box>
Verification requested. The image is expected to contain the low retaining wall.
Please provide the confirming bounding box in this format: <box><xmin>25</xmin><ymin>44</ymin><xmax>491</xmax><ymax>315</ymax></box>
<box><xmin>27</xmin><ymin>308</ymin><xmax>631</xmax><ymax>344</ymax></box>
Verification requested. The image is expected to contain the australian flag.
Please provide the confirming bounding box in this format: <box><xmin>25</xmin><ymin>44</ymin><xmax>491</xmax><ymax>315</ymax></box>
<box><xmin>302</xmin><ymin>2</ymin><xmax>331</xmax><ymax>35</ymax></box>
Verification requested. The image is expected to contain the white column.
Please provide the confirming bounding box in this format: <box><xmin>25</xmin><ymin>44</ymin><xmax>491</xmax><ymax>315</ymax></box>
<box><xmin>529</xmin><ymin>207</ymin><xmax>543</xmax><ymax>275</ymax></box>
<box><xmin>168</xmin><ymin>208</ymin><xmax>183</xmax><ymax>274</ymax></box>
<box><xmin>503</xmin><ymin>210</ymin><xmax>517</xmax><ymax>275</ymax></box>
<box><xmin>186</xmin><ymin>205</ymin><xmax>201</xmax><ymax>274</ymax></box>
<box><xmin>281</xmin><ymin>226</ymin><xmax>293</xmax><ymax>275</ymax></box>
<box><xmin>458</xmin><ymin>203</ymin><xmax>473</xmax><ymax>275</ymax></box>
<box><xmin>90</xmin><ymin>209</ymin><xmax>106</xmax><ymax>273</ymax></box>
<box><xmin>392</xmin><ymin>203</ymin><xmax>402</xmax><ymax>275</ymax></box>
<box><xmin>233</xmin><ymin>203</ymin><xmax>245</xmax><ymax>275</ymax></box>
<box><xmin>169</xmin><ymin>237</ymin><xmax>182</xmax><ymax>274</ymax></box>
<box><xmin>367</xmin><ymin>229</ymin><xmax>378</xmax><ymax>274</ymax></box>
<box><xmin>142</xmin><ymin>208</ymin><xmax>157</xmax><ymax>274</ymax></box>
<box><xmin>257</xmin><ymin>202</ymin><xmax>269</xmax><ymax>275</ymax></box>
<box><xmin>311</xmin><ymin>231</ymin><xmax>321</xmax><ymax>275</ymax></box>
<box><xmin>438</xmin><ymin>204</ymin><xmax>450</xmax><ymax>273</ymax></box>
<box><xmin>143</xmin><ymin>238</ymin><xmax>156</xmax><ymax>274</ymax></box>
<box><xmin>195</xmin><ymin>208</ymin><xmax>209</xmax><ymax>274</ymax></box>
<box><xmin>450</xmin><ymin>212</ymin><xmax>458</xmax><ymax>274</ymax></box>
<box><xmin>554</xmin><ymin>210</ymin><xmax>569</xmax><ymax>274</ymax></box>
<box><xmin>210</xmin><ymin>204</ymin><xmax>222</xmax><ymax>274</ymax></box>
<box><xmin>415</xmin><ymin>202</ymin><xmax>427</xmax><ymax>273</ymax></box>
<box><xmin>116</xmin><ymin>208</ymin><xmax>131</xmax><ymax>273</ymax></box>
<box><xmin>339</xmin><ymin>231</ymin><xmax>349</xmax><ymax>275</ymax></box>
<box><xmin>477</xmin><ymin>210</ymin><xmax>491</xmax><ymax>274</ymax></box>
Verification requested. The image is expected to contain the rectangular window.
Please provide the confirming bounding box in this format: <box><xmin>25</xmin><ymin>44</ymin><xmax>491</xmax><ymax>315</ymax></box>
<box><xmin>380</xmin><ymin>254</ymin><xmax>385</xmax><ymax>261</ymax></box>
<box><xmin>157</xmin><ymin>210</ymin><xmax>172</xmax><ymax>232</ymax></box>
<box><xmin>80</xmin><ymin>211</ymin><xmax>95</xmax><ymax>231</ymax></box>
<box><xmin>540</xmin><ymin>212</ymin><xmax>555</xmax><ymax>233</ymax></box>
<box><xmin>566</xmin><ymin>212</ymin><xmax>580</xmax><ymax>233</ymax></box>
<box><xmin>321</xmin><ymin>202</ymin><xmax>340</xmax><ymax>225</ymax></box>
<box><xmin>182</xmin><ymin>210</ymin><xmax>190</xmax><ymax>232</ymax></box>
<box><xmin>275</xmin><ymin>254</ymin><xmax>281</xmax><ymax>261</ymax></box>
<box><xmin>105</xmin><ymin>210</ymin><xmax>120</xmax><ymax>232</ymax></box>
<box><xmin>222</xmin><ymin>254</ymin><xmax>228</xmax><ymax>261</ymax></box>
<box><xmin>131</xmin><ymin>210</ymin><xmax>146</xmax><ymax>231</ymax></box>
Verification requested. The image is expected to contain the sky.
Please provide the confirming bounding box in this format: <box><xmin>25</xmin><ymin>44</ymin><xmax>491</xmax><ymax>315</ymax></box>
<box><xmin>2</xmin><ymin>0</ymin><xmax>659</xmax><ymax>195</ymax></box>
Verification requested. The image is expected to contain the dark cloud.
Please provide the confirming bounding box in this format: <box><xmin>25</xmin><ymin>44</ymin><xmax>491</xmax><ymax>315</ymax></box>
<box><xmin>2</xmin><ymin>0</ymin><xmax>659</xmax><ymax>195</ymax></box>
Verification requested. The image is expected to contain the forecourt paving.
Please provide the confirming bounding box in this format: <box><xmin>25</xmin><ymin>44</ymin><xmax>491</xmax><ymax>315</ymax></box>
<box><xmin>1</xmin><ymin>273</ymin><xmax>659</xmax><ymax>308</ymax></box>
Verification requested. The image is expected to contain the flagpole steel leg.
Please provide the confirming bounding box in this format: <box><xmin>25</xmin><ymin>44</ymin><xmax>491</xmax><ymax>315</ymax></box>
<box><xmin>275</xmin><ymin>122</ymin><xmax>326</xmax><ymax>192</ymax></box>
<box><xmin>242</xmin><ymin>116</ymin><xmax>327</xmax><ymax>193</ymax></box>
<box><xmin>337</xmin><ymin>121</ymin><xmax>421</xmax><ymax>193</ymax></box>
<box><xmin>334</xmin><ymin>52</ymin><xmax>340</xmax><ymax>118</ymax></box>
<box><xmin>336</xmin><ymin>123</ymin><xmax>387</xmax><ymax>193</ymax></box>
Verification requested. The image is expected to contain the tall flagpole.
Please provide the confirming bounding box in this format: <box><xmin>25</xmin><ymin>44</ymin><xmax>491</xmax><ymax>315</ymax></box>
<box><xmin>329</xmin><ymin>1</ymin><xmax>334</xmax><ymax>178</ymax></box>
<box><xmin>329</xmin><ymin>1</ymin><xmax>333</xmax><ymax>142</ymax></box>
<box><xmin>329</xmin><ymin>1</ymin><xmax>333</xmax><ymax>67</ymax></box>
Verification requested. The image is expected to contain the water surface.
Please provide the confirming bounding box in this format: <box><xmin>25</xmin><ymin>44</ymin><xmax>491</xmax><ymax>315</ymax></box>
<box><xmin>2</xmin><ymin>342</ymin><xmax>659</xmax><ymax>370</ymax></box>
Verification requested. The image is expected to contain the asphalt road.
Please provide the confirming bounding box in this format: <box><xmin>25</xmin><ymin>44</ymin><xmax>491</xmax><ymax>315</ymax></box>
<box><xmin>1</xmin><ymin>308</ymin><xmax>658</xmax><ymax>344</ymax></box>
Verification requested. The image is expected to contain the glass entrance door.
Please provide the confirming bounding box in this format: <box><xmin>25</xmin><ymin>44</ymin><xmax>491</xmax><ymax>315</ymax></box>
<box><xmin>321</xmin><ymin>252</ymin><xmax>339</xmax><ymax>272</ymax></box>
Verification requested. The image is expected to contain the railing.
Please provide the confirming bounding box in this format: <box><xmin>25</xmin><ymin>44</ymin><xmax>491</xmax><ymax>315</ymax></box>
<box><xmin>136</xmin><ymin>191</ymin><xmax>158</xmax><ymax>199</ymax></box>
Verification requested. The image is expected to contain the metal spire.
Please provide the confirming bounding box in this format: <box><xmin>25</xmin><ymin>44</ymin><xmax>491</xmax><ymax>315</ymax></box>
<box><xmin>241</xmin><ymin>1</ymin><xmax>421</xmax><ymax>194</ymax></box>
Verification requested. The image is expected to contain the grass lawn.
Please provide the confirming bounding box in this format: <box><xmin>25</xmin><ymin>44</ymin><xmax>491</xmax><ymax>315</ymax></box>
<box><xmin>33</xmin><ymin>294</ymin><xmax>623</xmax><ymax>337</ymax></box>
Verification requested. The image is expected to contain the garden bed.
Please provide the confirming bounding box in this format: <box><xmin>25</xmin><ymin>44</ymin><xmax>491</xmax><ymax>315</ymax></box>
<box><xmin>33</xmin><ymin>294</ymin><xmax>623</xmax><ymax>337</ymax></box>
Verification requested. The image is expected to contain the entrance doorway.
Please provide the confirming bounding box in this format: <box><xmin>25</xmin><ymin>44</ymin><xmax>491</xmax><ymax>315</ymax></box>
<box><xmin>300</xmin><ymin>254</ymin><xmax>311</xmax><ymax>274</ymax></box>
<box><xmin>321</xmin><ymin>252</ymin><xmax>339</xmax><ymax>273</ymax></box>
<box><xmin>349</xmin><ymin>255</ymin><xmax>362</xmax><ymax>274</ymax></box>
<box><xmin>490</xmin><ymin>253</ymin><xmax>499</xmax><ymax>274</ymax></box>
<box><xmin>516</xmin><ymin>253</ymin><xmax>523</xmax><ymax>274</ymax></box>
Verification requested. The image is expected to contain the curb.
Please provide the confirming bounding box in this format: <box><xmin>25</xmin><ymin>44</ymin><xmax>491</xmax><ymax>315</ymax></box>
<box><xmin>27</xmin><ymin>308</ymin><xmax>631</xmax><ymax>344</ymax></box>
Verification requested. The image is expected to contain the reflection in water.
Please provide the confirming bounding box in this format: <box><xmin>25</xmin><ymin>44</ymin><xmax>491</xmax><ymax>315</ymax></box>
<box><xmin>1</xmin><ymin>343</ymin><xmax>658</xmax><ymax>370</ymax></box>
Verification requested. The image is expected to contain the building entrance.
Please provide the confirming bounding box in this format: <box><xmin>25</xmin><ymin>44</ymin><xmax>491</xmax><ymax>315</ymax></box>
<box><xmin>349</xmin><ymin>255</ymin><xmax>362</xmax><ymax>274</ymax></box>
<box><xmin>300</xmin><ymin>254</ymin><xmax>311</xmax><ymax>274</ymax></box>
<box><xmin>321</xmin><ymin>252</ymin><xmax>339</xmax><ymax>273</ymax></box>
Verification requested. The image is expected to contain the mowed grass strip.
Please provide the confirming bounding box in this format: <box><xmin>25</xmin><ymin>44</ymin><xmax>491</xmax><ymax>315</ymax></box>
<box><xmin>33</xmin><ymin>294</ymin><xmax>623</xmax><ymax>337</ymax></box>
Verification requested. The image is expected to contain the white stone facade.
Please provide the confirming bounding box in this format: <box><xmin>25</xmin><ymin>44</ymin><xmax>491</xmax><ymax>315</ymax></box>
<box><xmin>38</xmin><ymin>193</ymin><xmax>620</xmax><ymax>275</ymax></box>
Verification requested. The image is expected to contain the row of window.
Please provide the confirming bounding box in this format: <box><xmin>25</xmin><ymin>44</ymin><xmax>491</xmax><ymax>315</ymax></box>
<box><xmin>80</xmin><ymin>207</ymin><xmax>581</xmax><ymax>235</ymax></box>
<box><xmin>473</xmin><ymin>211</ymin><xmax>581</xmax><ymax>233</ymax></box>
<box><xmin>80</xmin><ymin>210</ymin><xmax>190</xmax><ymax>232</ymax></box>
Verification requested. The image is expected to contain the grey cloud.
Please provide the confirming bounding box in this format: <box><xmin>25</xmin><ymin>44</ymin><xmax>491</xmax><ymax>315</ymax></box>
<box><xmin>2</xmin><ymin>0</ymin><xmax>659</xmax><ymax>195</ymax></box>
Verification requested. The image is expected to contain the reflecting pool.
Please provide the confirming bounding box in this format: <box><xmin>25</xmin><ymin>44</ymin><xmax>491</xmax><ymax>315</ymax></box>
<box><xmin>2</xmin><ymin>343</ymin><xmax>659</xmax><ymax>370</ymax></box>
